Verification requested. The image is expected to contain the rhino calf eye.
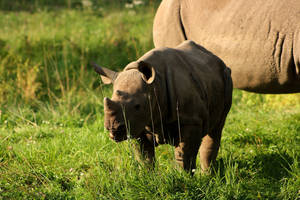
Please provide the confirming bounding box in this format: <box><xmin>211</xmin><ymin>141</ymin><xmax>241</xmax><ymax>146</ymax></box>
<box><xmin>134</xmin><ymin>104</ymin><xmax>141</xmax><ymax>110</ymax></box>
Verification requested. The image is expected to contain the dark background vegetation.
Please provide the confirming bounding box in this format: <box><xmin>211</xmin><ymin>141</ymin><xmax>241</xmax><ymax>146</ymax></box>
<box><xmin>0</xmin><ymin>0</ymin><xmax>160</xmax><ymax>11</ymax></box>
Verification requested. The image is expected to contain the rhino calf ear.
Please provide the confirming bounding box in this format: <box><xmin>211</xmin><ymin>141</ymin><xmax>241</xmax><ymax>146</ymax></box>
<box><xmin>91</xmin><ymin>62</ymin><xmax>118</xmax><ymax>84</ymax></box>
<box><xmin>138</xmin><ymin>61</ymin><xmax>156</xmax><ymax>84</ymax></box>
<box><xmin>100</xmin><ymin>76</ymin><xmax>113</xmax><ymax>84</ymax></box>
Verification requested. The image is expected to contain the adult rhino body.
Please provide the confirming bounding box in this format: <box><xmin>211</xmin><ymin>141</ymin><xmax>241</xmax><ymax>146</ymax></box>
<box><xmin>153</xmin><ymin>0</ymin><xmax>300</xmax><ymax>93</ymax></box>
<box><xmin>93</xmin><ymin>41</ymin><xmax>232</xmax><ymax>172</ymax></box>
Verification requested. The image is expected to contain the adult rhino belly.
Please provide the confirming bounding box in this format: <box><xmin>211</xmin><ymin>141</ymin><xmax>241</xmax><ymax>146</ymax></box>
<box><xmin>180</xmin><ymin>0</ymin><xmax>300</xmax><ymax>93</ymax></box>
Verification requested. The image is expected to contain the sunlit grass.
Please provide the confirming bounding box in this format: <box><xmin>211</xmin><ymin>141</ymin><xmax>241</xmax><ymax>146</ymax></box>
<box><xmin>1</xmin><ymin>90</ymin><xmax>299</xmax><ymax>199</ymax></box>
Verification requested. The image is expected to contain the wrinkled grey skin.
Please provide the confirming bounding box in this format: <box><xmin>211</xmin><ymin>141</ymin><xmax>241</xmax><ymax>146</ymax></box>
<box><xmin>93</xmin><ymin>41</ymin><xmax>233</xmax><ymax>173</ymax></box>
<box><xmin>153</xmin><ymin>0</ymin><xmax>300</xmax><ymax>93</ymax></box>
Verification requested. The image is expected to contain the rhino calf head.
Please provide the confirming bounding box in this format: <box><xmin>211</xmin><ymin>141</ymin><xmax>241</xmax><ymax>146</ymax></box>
<box><xmin>92</xmin><ymin>61</ymin><xmax>155</xmax><ymax>142</ymax></box>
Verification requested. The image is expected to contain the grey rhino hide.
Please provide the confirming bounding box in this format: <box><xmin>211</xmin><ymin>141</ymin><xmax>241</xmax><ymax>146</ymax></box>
<box><xmin>95</xmin><ymin>41</ymin><xmax>233</xmax><ymax>172</ymax></box>
<box><xmin>153</xmin><ymin>0</ymin><xmax>300</xmax><ymax>94</ymax></box>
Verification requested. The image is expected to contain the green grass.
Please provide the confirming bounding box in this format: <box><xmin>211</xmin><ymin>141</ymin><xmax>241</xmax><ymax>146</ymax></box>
<box><xmin>0</xmin><ymin>3</ymin><xmax>300</xmax><ymax>200</ymax></box>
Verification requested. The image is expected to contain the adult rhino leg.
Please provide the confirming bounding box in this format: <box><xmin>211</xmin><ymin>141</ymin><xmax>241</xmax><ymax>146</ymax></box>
<box><xmin>153</xmin><ymin>0</ymin><xmax>186</xmax><ymax>48</ymax></box>
<box><xmin>174</xmin><ymin>125</ymin><xmax>202</xmax><ymax>173</ymax></box>
<box><xmin>199</xmin><ymin>132</ymin><xmax>221</xmax><ymax>173</ymax></box>
<box><xmin>133</xmin><ymin>132</ymin><xmax>155</xmax><ymax>167</ymax></box>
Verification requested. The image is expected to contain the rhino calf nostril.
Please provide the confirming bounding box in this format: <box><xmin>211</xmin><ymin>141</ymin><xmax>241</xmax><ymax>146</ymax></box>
<box><xmin>134</xmin><ymin>104</ymin><xmax>141</xmax><ymax>110</ymax></box>
<box><xmin>117</xmin><ymin>124</ymin><xmax>126</xmax><ymax>132</ymax></box>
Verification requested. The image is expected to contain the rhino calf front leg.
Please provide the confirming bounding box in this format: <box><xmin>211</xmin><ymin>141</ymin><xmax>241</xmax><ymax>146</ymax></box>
<box><xmin>199</xmin><ymin>134</ymin><xmax>221</xmax><ymax>172</ymax></box>
<box><xmin>133</xmin><ymin>133</ymin><xmax>155</xmax><ymax>167</ymax></box>
<box><xmin>174</xmin><ymin>126</ymin><xmax>202</xmax><ymax>173</ymax></box>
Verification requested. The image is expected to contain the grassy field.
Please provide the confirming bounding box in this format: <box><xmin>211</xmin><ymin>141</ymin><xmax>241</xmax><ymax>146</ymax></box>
<box><xmin>0</xmin><ymin>2</ymin><xmax>300</xmax><ymax>199</ymax></box>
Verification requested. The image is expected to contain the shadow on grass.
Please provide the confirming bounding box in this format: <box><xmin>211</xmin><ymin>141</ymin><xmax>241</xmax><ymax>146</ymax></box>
<box><xmin>216</xmin><ymin>151</ymin><xmax>293</xmax><ymax>181</ymax></box>
<box><xmin>253</xmin><ymin>152</ymin><xmax>293</xmax><ymax>179</ymax></box>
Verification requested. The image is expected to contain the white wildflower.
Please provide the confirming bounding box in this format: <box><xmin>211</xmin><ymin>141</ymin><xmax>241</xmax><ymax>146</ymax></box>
<box><xmin>82</xmin><ymin>0</ymin><xmax>92</xmax><ymax>8</ymax></box>
<box><xmin>128</xmin><ymin>10</ymin><xmax>136</xmax><ymax>16</ymax></box>
<box><xmin>133</xmin><ymin>0</ymin><xmax>144</xmax><ymax>6</ymax></box>
<box><xmin>125</xmin><ymin>3</ymin><xmax>134</xmax><ymax>8</ymax></box>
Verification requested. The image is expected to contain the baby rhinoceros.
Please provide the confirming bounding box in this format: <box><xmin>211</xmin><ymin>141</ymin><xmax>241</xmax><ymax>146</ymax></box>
<box><xmin>93</xmin><ymin>40</ymin><xmax>233</xmax><ymax>173</ymax></box>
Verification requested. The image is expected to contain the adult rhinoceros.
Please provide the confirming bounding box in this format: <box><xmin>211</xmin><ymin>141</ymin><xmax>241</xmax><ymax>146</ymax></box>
<box><xmin>153</xmin><ymin>0</ymin><xmax>300</xmax><ymax>93</ymax></box>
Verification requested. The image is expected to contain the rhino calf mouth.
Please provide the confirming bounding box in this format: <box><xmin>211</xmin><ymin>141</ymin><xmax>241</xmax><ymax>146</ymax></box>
<box><xmin>108</xmin><ymin>125</ymin><xmax>127</xmax><ymax>142</ymax></box>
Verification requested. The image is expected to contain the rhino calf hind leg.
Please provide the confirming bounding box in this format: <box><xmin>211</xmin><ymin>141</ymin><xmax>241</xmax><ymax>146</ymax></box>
<box><xmin>174</xmin><ymin>126</ymin><xmax>202</xmax><ymax>173</ymax></box>
<box><xmin>199</xmin><ymin>134</ymin><xmax>221</xmax><ymax>172</ymax></box>
<box><xmin>133</xmin><ymin>133</ymin><xmax>155</xmax><ymax>167</ymax></box>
